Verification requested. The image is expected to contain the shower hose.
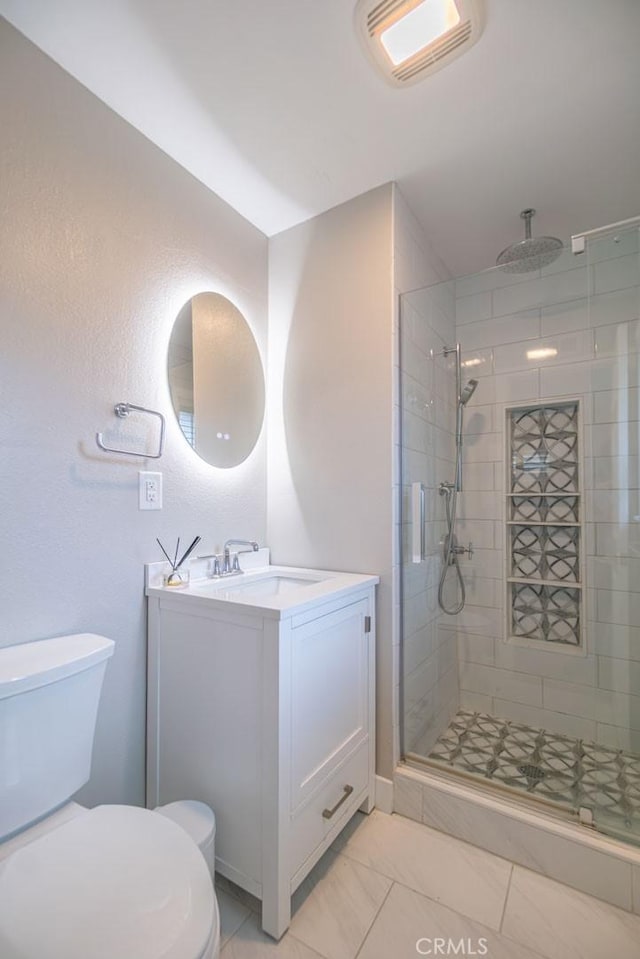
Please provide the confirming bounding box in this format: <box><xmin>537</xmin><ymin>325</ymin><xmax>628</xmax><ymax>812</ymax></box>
<box><xmin>437</xmin><ymin>444</ymin><xmax>466</xmax><ymax>616</ymax></box>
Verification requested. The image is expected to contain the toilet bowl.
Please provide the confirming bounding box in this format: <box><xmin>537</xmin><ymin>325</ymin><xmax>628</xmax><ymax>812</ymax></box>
<box><xmin>0</xmin><ymin>804</ymin><xmax>220</xmax><ymax>959</ymax></box>
<box><xmin>0</xmin><ymin>633</ymin><xmax>220</xmax><ymax>959</ymax></box>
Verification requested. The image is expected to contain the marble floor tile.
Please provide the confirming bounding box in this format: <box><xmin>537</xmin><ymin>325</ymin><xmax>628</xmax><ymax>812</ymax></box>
<box><xmin>289</xmin><ymin>849</ymin><xmax>392</xmax><ymax>959</ymax></box>
<box><xmin>358</xmin><ymin>882</ymin><xmax>546</xmax><ymax>959</ymax></box>
<box><xmin>218</xmin><ymin>888</ymin><xmax>252</xmax><ymax>948</ymax></box>
<box><xmin>221</xmin><ymin>914</ymin><xmax>324</xmax><ymax>959</ymax></box>
<box><xmin>333</xmin><ymin>810</ymin><xmax>512</xmax><ymax>930</ymax></box>
<box><xmin>502</xmin><ymin>865</ymin><xmax>640</xmax><ymax>959</ymax></box>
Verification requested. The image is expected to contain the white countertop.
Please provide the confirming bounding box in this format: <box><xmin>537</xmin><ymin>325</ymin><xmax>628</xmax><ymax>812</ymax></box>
<box><xmin>145</xmin><ymin>558</ymin><xmax>379</xmax><ymax>620</ymax></box>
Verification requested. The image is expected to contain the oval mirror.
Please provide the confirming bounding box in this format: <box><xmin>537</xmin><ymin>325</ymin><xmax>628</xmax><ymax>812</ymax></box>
<box><xmin>167</xmin><ymin>292</ymin><xmax>265</xmax><ymax>468</ymax></box>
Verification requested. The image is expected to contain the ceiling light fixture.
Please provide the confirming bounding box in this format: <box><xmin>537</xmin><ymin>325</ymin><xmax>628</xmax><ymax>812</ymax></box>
<box><xmin>355</xmin><ymin>0</ymin><xmax>484</xmax><ymax>87</ymax></box>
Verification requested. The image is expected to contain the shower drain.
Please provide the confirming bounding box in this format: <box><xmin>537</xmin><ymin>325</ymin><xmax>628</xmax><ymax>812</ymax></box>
<box><xmin>517</xmin><ymin>763</ymin><xmax>546</xmax><ymax>784</ymax></box>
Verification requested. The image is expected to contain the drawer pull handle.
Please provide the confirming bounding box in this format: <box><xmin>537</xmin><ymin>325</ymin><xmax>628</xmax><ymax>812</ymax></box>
<box><xmin>322</xmin><ymin>784</ymin><xmax>354</xmax><ymax>820</ymax></box>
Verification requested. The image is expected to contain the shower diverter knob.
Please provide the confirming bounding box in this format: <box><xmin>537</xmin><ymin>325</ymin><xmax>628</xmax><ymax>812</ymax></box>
<box><xmin>453</xmin><ymin>542</ymin><xmax>474</xmax><ymax>559</ymax></box>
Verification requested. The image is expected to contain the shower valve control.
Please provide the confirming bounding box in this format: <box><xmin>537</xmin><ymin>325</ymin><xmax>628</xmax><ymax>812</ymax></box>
<box><xmin>452</xmin><ymin>542</ymin><xmax>474</xmax><ymax>560</ymax></box>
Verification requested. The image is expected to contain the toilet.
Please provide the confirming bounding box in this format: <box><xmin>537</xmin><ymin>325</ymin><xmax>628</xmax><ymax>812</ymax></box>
<box><xmin>0</xmin><ymin>633</ymin><xmax>220</xmax><ymax>959</ymax></box>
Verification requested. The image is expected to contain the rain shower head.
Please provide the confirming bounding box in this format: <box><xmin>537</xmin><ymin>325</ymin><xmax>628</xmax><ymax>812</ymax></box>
<box><xmin>497</xmin><ymin>209</ymin><xmax>563</xmax><ymax>273</ymax></box>
<box><xmin>459</xmin><ymin>379</ymin><xmax>478</xmax><ymax>406</ymax></box>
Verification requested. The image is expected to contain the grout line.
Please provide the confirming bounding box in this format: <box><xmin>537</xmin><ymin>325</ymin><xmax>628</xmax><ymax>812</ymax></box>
<box><xmin>222</xmin><ymin>911</ymin><xmax>254</xmax><ymax>953</ymax></box>
<box><xmin>334</xmin><ymin>844</ymin><xmax>399</xmax><ymax>887</ymax></box>
<box><xmin>498</xmin><ymin>863</ymin><xmax>514</xmax><ymax>933</ymax></box>
<box><xmin>224</xmin><ymin>909</ymin><xmax>327</xmax><ymax>959</ymax></box>
<box><xmin>286</xmin><ymin>930</ymin><xmax>333</xmax><ymax>959</ymax></box>
<box><xmin>353</xmin><ymin>881</ymin><xmax>396</xmax><ymax>959</ymax></box>
<box><xmin>388</xmin><ymin>875</ymin><xmax>550</xmax><ymax>959</ymax></box>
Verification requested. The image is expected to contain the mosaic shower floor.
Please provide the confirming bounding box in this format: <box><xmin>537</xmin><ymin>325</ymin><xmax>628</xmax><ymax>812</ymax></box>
<box><xmin>428</xmin><ymin>710</ymin><xmax>640</xmax><ymax>835</ymax></box>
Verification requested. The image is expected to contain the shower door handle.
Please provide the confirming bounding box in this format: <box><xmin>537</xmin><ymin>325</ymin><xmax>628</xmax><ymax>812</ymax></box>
<box><xmin>411</xmin><ymin>482</ymin><xmax>425</xmax><ymax>564</ymax></box>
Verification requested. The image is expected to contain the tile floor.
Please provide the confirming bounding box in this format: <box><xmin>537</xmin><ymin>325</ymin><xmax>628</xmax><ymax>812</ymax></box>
<box><xmin>429</xmin><ymin>709</ymin><xmax>640</xmax><ymax>837</ymax></box>
<box><xmin>217</xmin><ymin>809</ymin><xmax>640</xmax><ymax>959</ymax></box>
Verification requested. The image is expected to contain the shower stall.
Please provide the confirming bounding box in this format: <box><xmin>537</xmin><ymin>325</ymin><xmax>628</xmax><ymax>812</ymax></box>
<box><xmin>399</xmin><ymin>219</ymin><xmax>640</xmax><ymax>849</ymax></box>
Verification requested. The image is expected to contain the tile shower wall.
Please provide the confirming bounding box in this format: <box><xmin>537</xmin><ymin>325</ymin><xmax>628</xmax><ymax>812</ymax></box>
<box><xmin>451</xmin><ymin>231</ymin><xmax>640</xmax><ymax>751</ymax></box>
<box><xmin>399</xmin><ymin>267</ymin><xmax>459</xmax><ymax>757</ymax></box>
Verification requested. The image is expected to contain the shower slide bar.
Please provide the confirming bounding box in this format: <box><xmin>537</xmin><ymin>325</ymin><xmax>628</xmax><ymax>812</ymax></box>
<box><xmin>571</xmin><ymin>214</ymin><xmax>640</xmax><ymax>254</ymax></box>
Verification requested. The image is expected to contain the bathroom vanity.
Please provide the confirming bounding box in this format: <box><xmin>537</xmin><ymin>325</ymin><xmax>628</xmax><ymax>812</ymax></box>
<box><xmin>146</xmin><ymin>561</ymin><xmax>377</xmax><ymax>939</ymax></box>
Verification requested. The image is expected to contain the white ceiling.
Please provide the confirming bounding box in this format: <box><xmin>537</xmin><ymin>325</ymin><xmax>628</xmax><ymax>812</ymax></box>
<box><xmin>3</xmin><ymin>0</ymin><xmax>639</xmax><ymax>276</ymax></box>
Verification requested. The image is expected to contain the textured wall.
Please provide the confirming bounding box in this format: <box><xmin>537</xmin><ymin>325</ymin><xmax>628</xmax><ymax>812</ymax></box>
<box><xmin>0</xmin><ymin>21</ymin><xmax>268</xmax><ymax>806</ymax></box>
<box><xmin>268</xmin><ymin>184</ymin><xmax>450</xmax><ymax>779</ymax></box>
<box><xmin>267</xmin><ymin>184</ymin><xmax>396</xmax><ymax>775</ymax></box>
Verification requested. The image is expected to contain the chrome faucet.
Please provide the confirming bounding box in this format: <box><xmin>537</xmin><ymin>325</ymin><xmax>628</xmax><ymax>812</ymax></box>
<box><xmin>222</xmin><ymin>539</ymin><xmax>259</xmax><ymax>575</ymax></box>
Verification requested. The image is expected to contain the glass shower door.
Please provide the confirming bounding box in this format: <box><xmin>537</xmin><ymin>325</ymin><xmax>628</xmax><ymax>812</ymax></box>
<box><xmin>399</xmin><ymin>280</ymin><xmax>459</xmax><ymax>760</ymax></box>
<box><xmin>399</xmin><ymin>224</ymin><xmax>640</xmax><ymax>847</ymax></box>
<box><xmin>581</xmin><ymin>226</ymin><xmax>640</xmax><ymax>841</ymax></box>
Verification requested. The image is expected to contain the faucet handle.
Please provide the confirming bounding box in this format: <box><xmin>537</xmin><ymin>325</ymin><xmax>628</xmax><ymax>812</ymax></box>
<box><xmin>198</xmin><ymin>554</ymin><xmax>223</xmax><ymax>578</ymax></box>
<box><xmin>232</xmin><ymin>554</ymin><xmax>241</xmax><ymax>572</ymax></box>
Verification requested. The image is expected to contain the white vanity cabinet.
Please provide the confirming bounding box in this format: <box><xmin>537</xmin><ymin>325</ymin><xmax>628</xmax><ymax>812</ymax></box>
<box><xmin>146</xmin><ymin>567</ymin><xmax>377</xmax><ymax>939</ymax></box>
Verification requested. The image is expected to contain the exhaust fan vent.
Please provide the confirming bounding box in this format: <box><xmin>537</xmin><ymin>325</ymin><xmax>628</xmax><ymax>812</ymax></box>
<box><xmin>355</xmin><ymin>0</ymin><xmax>483</xmax><ymax>87</ymax></box>
<box><xmin>366</xmin><ymin>0</ymin><xmax>414</xmax><ymax>34</ymax></box>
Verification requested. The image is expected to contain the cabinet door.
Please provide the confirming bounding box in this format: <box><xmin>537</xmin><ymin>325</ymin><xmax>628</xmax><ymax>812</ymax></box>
<box><xmin>289</xmin><ymin>598</ymin><xmax>369</xmax><ymax>811</ymax></box>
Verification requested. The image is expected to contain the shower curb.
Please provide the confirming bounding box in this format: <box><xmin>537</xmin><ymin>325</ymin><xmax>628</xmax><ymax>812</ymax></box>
<box><xmin>394</xmin><ymin>764</ymin><xmax>640</xmax><ymax>915</ymax></box>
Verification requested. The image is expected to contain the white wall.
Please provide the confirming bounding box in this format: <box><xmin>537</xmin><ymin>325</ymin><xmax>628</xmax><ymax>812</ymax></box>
<box><xmin>268</xmin><ymin>183</ymin><xmax>451</xmax><ymax>778</ymax></box>
<box><xmin>268</xmin><ymin>184</ymin><xmax>396</xmax><ymax>775</ymax></box>
<box><xmin>0</xmin><ymin>20</ymin><xmax>268</xmax><ymax>806</ymax></box>
<box><xmin>1</xmin><ymin>19</ymin><xmax>460</xmax><ymax>799</ymax></box>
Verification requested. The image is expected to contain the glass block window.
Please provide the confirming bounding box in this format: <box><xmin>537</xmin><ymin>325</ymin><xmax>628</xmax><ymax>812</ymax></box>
<box><xmin>507</xmin><ymin>402</ymin><xmax>583</xmax><ymax>647</ymax></box>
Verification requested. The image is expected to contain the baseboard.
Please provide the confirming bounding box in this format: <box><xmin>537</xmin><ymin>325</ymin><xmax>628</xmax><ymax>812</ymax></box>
<box><xmin>375</xmin><ymin>774</ymin><xmax>394</xmax><ymax>814</ymax></box>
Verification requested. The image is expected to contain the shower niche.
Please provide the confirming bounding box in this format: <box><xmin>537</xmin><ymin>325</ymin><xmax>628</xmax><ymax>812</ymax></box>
<box><xmin>506</xmin><ymin>400</ymin><xmax>584</xmax><ymax>650</ymax></box>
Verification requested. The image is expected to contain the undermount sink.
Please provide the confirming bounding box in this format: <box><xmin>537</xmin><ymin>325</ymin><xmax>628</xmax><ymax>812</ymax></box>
<box><xmin>223</xmin><ymin>574</ymin><xmax>323</xmax><ymax>598</ymax></box>
<box><xmin>184</xmin><ymin>567</ymin><xmax>335</xmax><ymax>609</ymax></box>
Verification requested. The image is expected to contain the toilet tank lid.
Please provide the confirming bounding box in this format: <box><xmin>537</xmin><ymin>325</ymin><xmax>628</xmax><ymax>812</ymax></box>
<box><xmin>0</xmin><ymin>634</ymin><xmax>115</xmax><ymax>700</ymax></box>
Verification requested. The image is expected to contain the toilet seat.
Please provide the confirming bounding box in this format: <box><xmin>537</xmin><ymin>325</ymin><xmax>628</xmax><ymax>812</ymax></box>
<box><xmin>0</xmin><ymin>805</ymin><xmax>217</xmax><ymax>959</ymax></box>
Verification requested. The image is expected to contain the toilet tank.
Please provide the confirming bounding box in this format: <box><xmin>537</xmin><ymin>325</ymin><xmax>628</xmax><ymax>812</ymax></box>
<box><xmin>0</xmin><ymin>633</ymin><xmax>115</xmax><ymax>841</ymax></box>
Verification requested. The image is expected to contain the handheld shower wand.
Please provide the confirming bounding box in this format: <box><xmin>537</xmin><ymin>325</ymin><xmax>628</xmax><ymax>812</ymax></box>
<box><xmin>455</xmin><ymin>377</ymin><xmax>478</xmax><ymax>492</ymax></box>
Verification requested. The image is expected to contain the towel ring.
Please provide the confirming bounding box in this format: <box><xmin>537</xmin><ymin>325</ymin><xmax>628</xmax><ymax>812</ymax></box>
<box><xmin>96</xmin><ymin>403</ymin><xmax>165</xmax><ymax>459</ymax></box>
